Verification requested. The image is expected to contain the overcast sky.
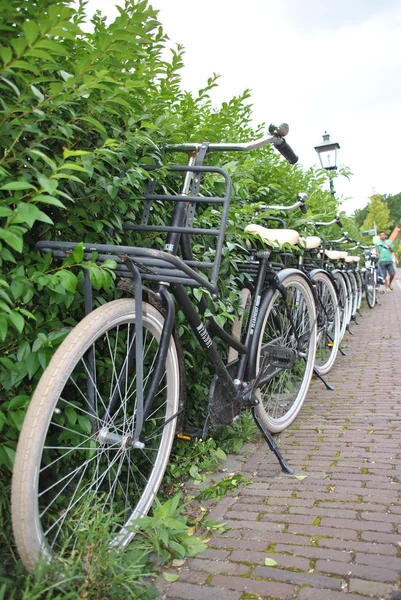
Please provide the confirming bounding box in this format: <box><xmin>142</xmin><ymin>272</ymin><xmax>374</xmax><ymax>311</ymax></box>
<box><xmin>84</xmin><ymin>0</ymin><xmax>401</xmax><ymax>215</ymax></box>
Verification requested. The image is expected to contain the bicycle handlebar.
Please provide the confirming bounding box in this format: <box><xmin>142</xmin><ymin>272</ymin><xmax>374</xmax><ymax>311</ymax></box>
<box><xmin>165</xmin><ymin>123</ymin><xmax>299</xmax><ymax>164</ymax></box>
<box><xmin>259</xmin><ymin>193</ymin><xmax>308</xmax><ymax>214</ymax></box>
<box><xmin>308</xmin><ymin>214</ymin><xmax>343</xmax><ymax>228</ymax></box>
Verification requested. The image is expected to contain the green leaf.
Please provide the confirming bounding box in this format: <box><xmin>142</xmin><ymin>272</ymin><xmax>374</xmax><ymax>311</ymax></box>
<box><xmin>26</xmin><ymin>352</ymin><xmax>40</xmax><ymax>379</ymax></box>
<box><xmin>0</xmin><ymin>315</ymin><xmax>8</xmax><ymax>341</ymax></box>
<box><xmin>37</xmin><ymin>174</ymin><xmax>58</xmax><ymax>195</ymax></box>
<box><xmin>59</xmin><ymin>163</ymin><xmax>88</xmax><ymax>173</ymax></box>
<box><xmin>141</xmin><ymin>121</ymin><xmax>159</xmax><ymax>130</ymax></box>
<box><xmin>264</xmin><ymin>557</ymin><xmax>278</xmax><ymax>566</ymax></box>
<box><xmin>62</xmin><ymin>149</ymin><xmax>92</xmax><ymax>159</ymax></box>
<box><xmin>162</xmin><ymin>573</ymin><xmax>179</xmax><ymax>582</ymax></box>
<box><xmin>31</xmin><ymin>85</ymin><xmax>45</xmax><ymax>103</ymax></box>
<box><xmin>214</xmin><ymin>447</ymin><xmax>227</xmax><ymax>461</ymax></box>
<box><xmin>34</xmin><ymin>194</ymin><xmax>66</xmax><ymax>208</ymax></box>
<box><xmin>0</xmin><ymin>76</ymin><xmax>20</xmax><ymax>97</ymax></box>
<box><xmin>0</xmin><ymin>228</ymin><xmax>23</xmax><ymax>252</ymax></box>
<box><xmin>58</xmin><ymin>270</ymin><xmax>77</xmax><ymax>293</ymax></box>
<box><xmin>71</xmin><ymin>242</ymin><xmax>84</xmax><ymax>262</ymax></box>
<box><xmin>12</xmin><ymin>60</ymin><xmax>39</xmax><ymax>74</ymax></box>
<box><xmin>0</xmin><ymin>207</ymin><xmax>13</xmax><ymax>218</ymax></box>
<box><xmin>59</xmin><ymin>70</ymin><xmax>74</xmax><ymax>81</ymax></box>
<box><xmin>102</xmin><ymin>259</ymin><xmax>117</xmax><ymax>269</ymax></box>
<box><xmin>0</xmin><ymin>47</ymin><xmax>12</xmax><ymax>66</ymax></box>
<box><xmin>8</xmin><ymin>311</ymin><xmax>24</xmax><ymax>333</ymax></box>
<box><xmin>0</xmin><ymin>180</ymin><xmax>35</xmax><ymax>191</ymax></box>
<box><xmin>36</xmin><ymin>39</ymin><xmax>70</xmax><ymax>56</ymax></box>
<box><xmin>23</xmin><ymin>20</ymin><xmax>39</xmax><ymax>44</ymax></box>
<box><xmin>78</xmin><ymin>116</ymin><xmax>107</xmax><ymax>135</ymax></box>
<box><xmin>11</xmin><ymin>279</ymin><xmax>25</xmax><ymax>299</ymax></box>
<box><xmin>17</xmin><ymin>203</ymin><xmax>53</xmax><ymax>227</ymax></box>
<box><xmin>295</xmin><ymin>475</ymin><xmax>306</xmax><ymax>481</ymax></box>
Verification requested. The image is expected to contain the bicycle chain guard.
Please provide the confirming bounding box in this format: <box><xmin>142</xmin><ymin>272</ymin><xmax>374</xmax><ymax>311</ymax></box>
<box><xmin>207</xmin><ymin>363</ymin><xmax>242</xmax><ymax>426</ymax></box>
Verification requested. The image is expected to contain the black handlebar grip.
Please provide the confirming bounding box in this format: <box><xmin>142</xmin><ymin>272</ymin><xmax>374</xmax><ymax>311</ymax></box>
<box><xmin>336</xmin><ymin>219</ymin><xmax>344</xmax><ymax>228</ymax></box>
<box><xmin>274</xmin><ymin>138</ymin><xmax>298</xmax><ymax>164</ymax></box>
<box><xmin>300</xmin><ymin>203</ymin><xmax>307</xmax><ymax>214</ymax></box>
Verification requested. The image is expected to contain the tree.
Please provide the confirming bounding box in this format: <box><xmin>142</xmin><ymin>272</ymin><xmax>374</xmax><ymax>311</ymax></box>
<box><xmin>361</xmin><ymin>194</ymin><xmax>392</xmax><ymax>233</ymax></box>
<box><xmin>383</xmin><ymin>192</ymin><xmax>401</xmax><ymax>227</ymax></box>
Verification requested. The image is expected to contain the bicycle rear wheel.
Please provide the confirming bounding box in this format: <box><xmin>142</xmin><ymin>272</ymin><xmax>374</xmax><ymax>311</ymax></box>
<box><xmin>12</xmin><ymin>299</ymin><xmax>180</xmax><ymax>573</ymax></box>
<box><xmin>310</xmin><ymin>271</ymin><xmax>340</xmax><ymax>375</ymax></box>
<box><xmin>252</xmin><ymin>270</ymin><xmax>317</xmax><ymax>432</ymax></box>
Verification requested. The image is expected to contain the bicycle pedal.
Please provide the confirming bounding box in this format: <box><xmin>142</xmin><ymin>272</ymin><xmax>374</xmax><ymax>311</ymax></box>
<box><xmin>176</xmin><ymin>427</ymin><xmax>203</xmax><ymax>441</ymax></box>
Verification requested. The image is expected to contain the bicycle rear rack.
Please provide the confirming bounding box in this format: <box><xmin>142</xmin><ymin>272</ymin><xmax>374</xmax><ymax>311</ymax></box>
<box><xmin>36</xmin><ymin>163</ymin><xmax>233</xmax><ymax>298</ymax></box>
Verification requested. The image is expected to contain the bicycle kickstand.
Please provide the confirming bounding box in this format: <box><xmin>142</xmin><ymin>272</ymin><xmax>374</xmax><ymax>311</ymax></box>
<box><xmin>252</xmin><ymin>408</ymin><xmax>294</xmax><ymax>474</ymax></box>
<box><xmin>357</xmin><ymin>308</ymin><xmax>363</xmax><ymax>317</ymax></box>
<box><xmin>313</xmin><ymin>367</ymin><xmax>335</xmax><ymax>391</ymax></box>
<box><xmin>346</xmin><ymin>324</ymin><xmax>354</xmax><ymax>336</ymax></box>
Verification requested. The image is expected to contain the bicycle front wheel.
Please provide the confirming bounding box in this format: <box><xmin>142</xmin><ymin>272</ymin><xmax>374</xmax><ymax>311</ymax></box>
<box><xmin>12</xmin><ymin>299</ymin><xmax>180</xmax><ymax>573</ymax></box>
<box><xmin>365</xmin><ymin>269</ymin><xmax>376</xmax><ymax>308</ymax></box>
<box><xmin>252</xmin><ymin>270</ymin><xmax>317</xmax><ymax>433</ymax></box>
<box><xmin>332</xmin><ymin>271</ymin><xmax>348</xmax><ymax>341</ymax></box>
<box><xmin>311</xmin><ymin>271</ymin><xmax>340</xmax><ymax>376</ymax></box>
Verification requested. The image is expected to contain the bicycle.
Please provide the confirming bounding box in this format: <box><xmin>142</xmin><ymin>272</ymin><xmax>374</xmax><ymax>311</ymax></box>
<box><xmin>12</xmin><ymin>124</ymin><xmax>318</xmax><ymax>572</ymax></box>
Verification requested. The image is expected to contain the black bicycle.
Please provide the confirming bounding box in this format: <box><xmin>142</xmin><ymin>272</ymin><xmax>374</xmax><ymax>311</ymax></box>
<box><xmin>12</xmin><ymin>125</ymin><xmax>317</xmax><ymax>572</ymax></box>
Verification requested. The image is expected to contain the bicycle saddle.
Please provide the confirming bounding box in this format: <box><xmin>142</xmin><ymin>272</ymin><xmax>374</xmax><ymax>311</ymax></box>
<box><xmin>244</xmin><ymin>224</ymin><xmax>299</xmax><ymax>248</ymax></box>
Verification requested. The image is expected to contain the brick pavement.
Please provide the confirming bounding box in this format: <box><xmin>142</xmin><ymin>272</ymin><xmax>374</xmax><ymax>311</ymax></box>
<box><xmin>159</xmin><ymin>277</ymin><xmax>401</xmax><ymax>600</ymax></box>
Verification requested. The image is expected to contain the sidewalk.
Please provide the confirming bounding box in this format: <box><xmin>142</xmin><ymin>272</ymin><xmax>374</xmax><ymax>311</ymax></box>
<box><xmin>159</xmin><ymin>278</ymin><xmax>401</xmax><ymax>600</ymax></box>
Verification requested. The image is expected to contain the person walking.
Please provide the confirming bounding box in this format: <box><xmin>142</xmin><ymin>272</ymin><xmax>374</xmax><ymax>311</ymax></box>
<box><xmin>375</xmin><ymin>231</ymin><xmax>398</xmax><ymax>292</ymax></box>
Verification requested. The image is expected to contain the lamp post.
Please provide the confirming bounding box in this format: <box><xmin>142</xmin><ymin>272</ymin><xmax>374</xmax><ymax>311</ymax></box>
<box><xmin>314</xmin><ymin>132</ymin><xmax>340</xmax><ymax>196</ymax></box>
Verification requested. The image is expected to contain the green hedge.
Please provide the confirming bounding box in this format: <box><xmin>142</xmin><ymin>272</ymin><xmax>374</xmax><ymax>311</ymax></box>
<box><xmin>0</xmin><ymin>0</ymin><xmax>342</xmax><ymax>473</ymax></box>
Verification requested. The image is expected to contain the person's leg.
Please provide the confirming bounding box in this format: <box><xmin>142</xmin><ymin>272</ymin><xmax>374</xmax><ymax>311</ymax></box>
<box><xmin>388</xmin><ymin>263</ymin><xmax>396</xmax><ymax>289</ymax></box>
<box><xmin>381</xmin><ymin>263</ymin><xmax>390</xmax><ymax>291</ymax></box>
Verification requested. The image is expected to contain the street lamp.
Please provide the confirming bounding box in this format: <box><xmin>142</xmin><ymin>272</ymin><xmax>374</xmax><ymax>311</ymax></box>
<box><xmin>314</xmin><ymin>132</ymin><xmax>340</xmax><ymax>196</ymax></box>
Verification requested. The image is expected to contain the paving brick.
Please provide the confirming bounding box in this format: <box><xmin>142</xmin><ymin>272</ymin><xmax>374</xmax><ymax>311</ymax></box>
<box><xmin>315</xmin><ymin>559</ymin><xmax>399</xmax><ymax>582</ymax></box>
<box><xmin>230</xmin><ymin>549</ymin><xmax>310</xmax><ymax>570</ymax></box>
<box><xmin>197</xmin><ymin>548</ymin><xmax>230</xmax><ymax>560</ymax></box>
<box><xmin>317</xmin><ymin>537</ymin><xmax>398</xmax><ymax>555</ymax></box>
<box><xmin>165</xmin><ymin>581</ymin><xmax>241</xmax><ymax>600</ymax></box>
<box><xmin>298</xmin><ymin>589</ymin><xmax>370</xmax><ymax>600</ymax></box>
<box><xmin>210</xmin><ymin>575</ymin><xmax>294</xmax><ymax>599</ymax></box>
<box><xmin>252</xmin><ymin>565</ymin><xmax>343</xmax><ymax>589</ymax></box>
<box><xmin>187</xmin><ymin>558</ymin><xmax>249</xmax><ymax>576</ymax></box>
<box><xmin>348</xmin><ymin>578</ymin><xmax>399</xmax><ymax>598</ymax></box>
<box><xmin>320</xmin><ymin>516</ymin><xmax>394</xmax><ymax>532</ymax></box>
<box><xmin>273</xmin><ymin>543</ymin><xmax>352</xmax><ymax>563</ymax></box>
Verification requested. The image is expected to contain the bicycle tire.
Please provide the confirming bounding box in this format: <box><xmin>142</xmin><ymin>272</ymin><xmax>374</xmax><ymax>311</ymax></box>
<box><xmin>252</xmin><ymin>270</ymin><xmax>317</xmax><ymax>433</ymax></box>
<box><xmin>365</xmin><ymin>269</ymin><xmax>376</xmax><ymax>308</ymax></box>
<box><xmin>310</xmin><ymin>270</ymin><xmax>340</xmax><ymax>375</ymax></box>
<box><xmin>341</xmin><ymin>271</ymin><xmax>353</xmax><ymax>325</ymax></box>
<box><xmin>348</xmin><ymin>270</ymin><xmax>358</xmax><ymax>318</ymax></box>
<box><xmin>12</xmin><ymin>299</ymin><xmax>180</xmax><ymax>573</ymax></box>
<box><xmin>332</xmin><ymin>271</ymin><xmax>348</xmax><ymax>342</ymax></box>
<box><xmin>355</xmin><ymin>271</ymin><xmax>363</xmax><ymax>311</ymax></box>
